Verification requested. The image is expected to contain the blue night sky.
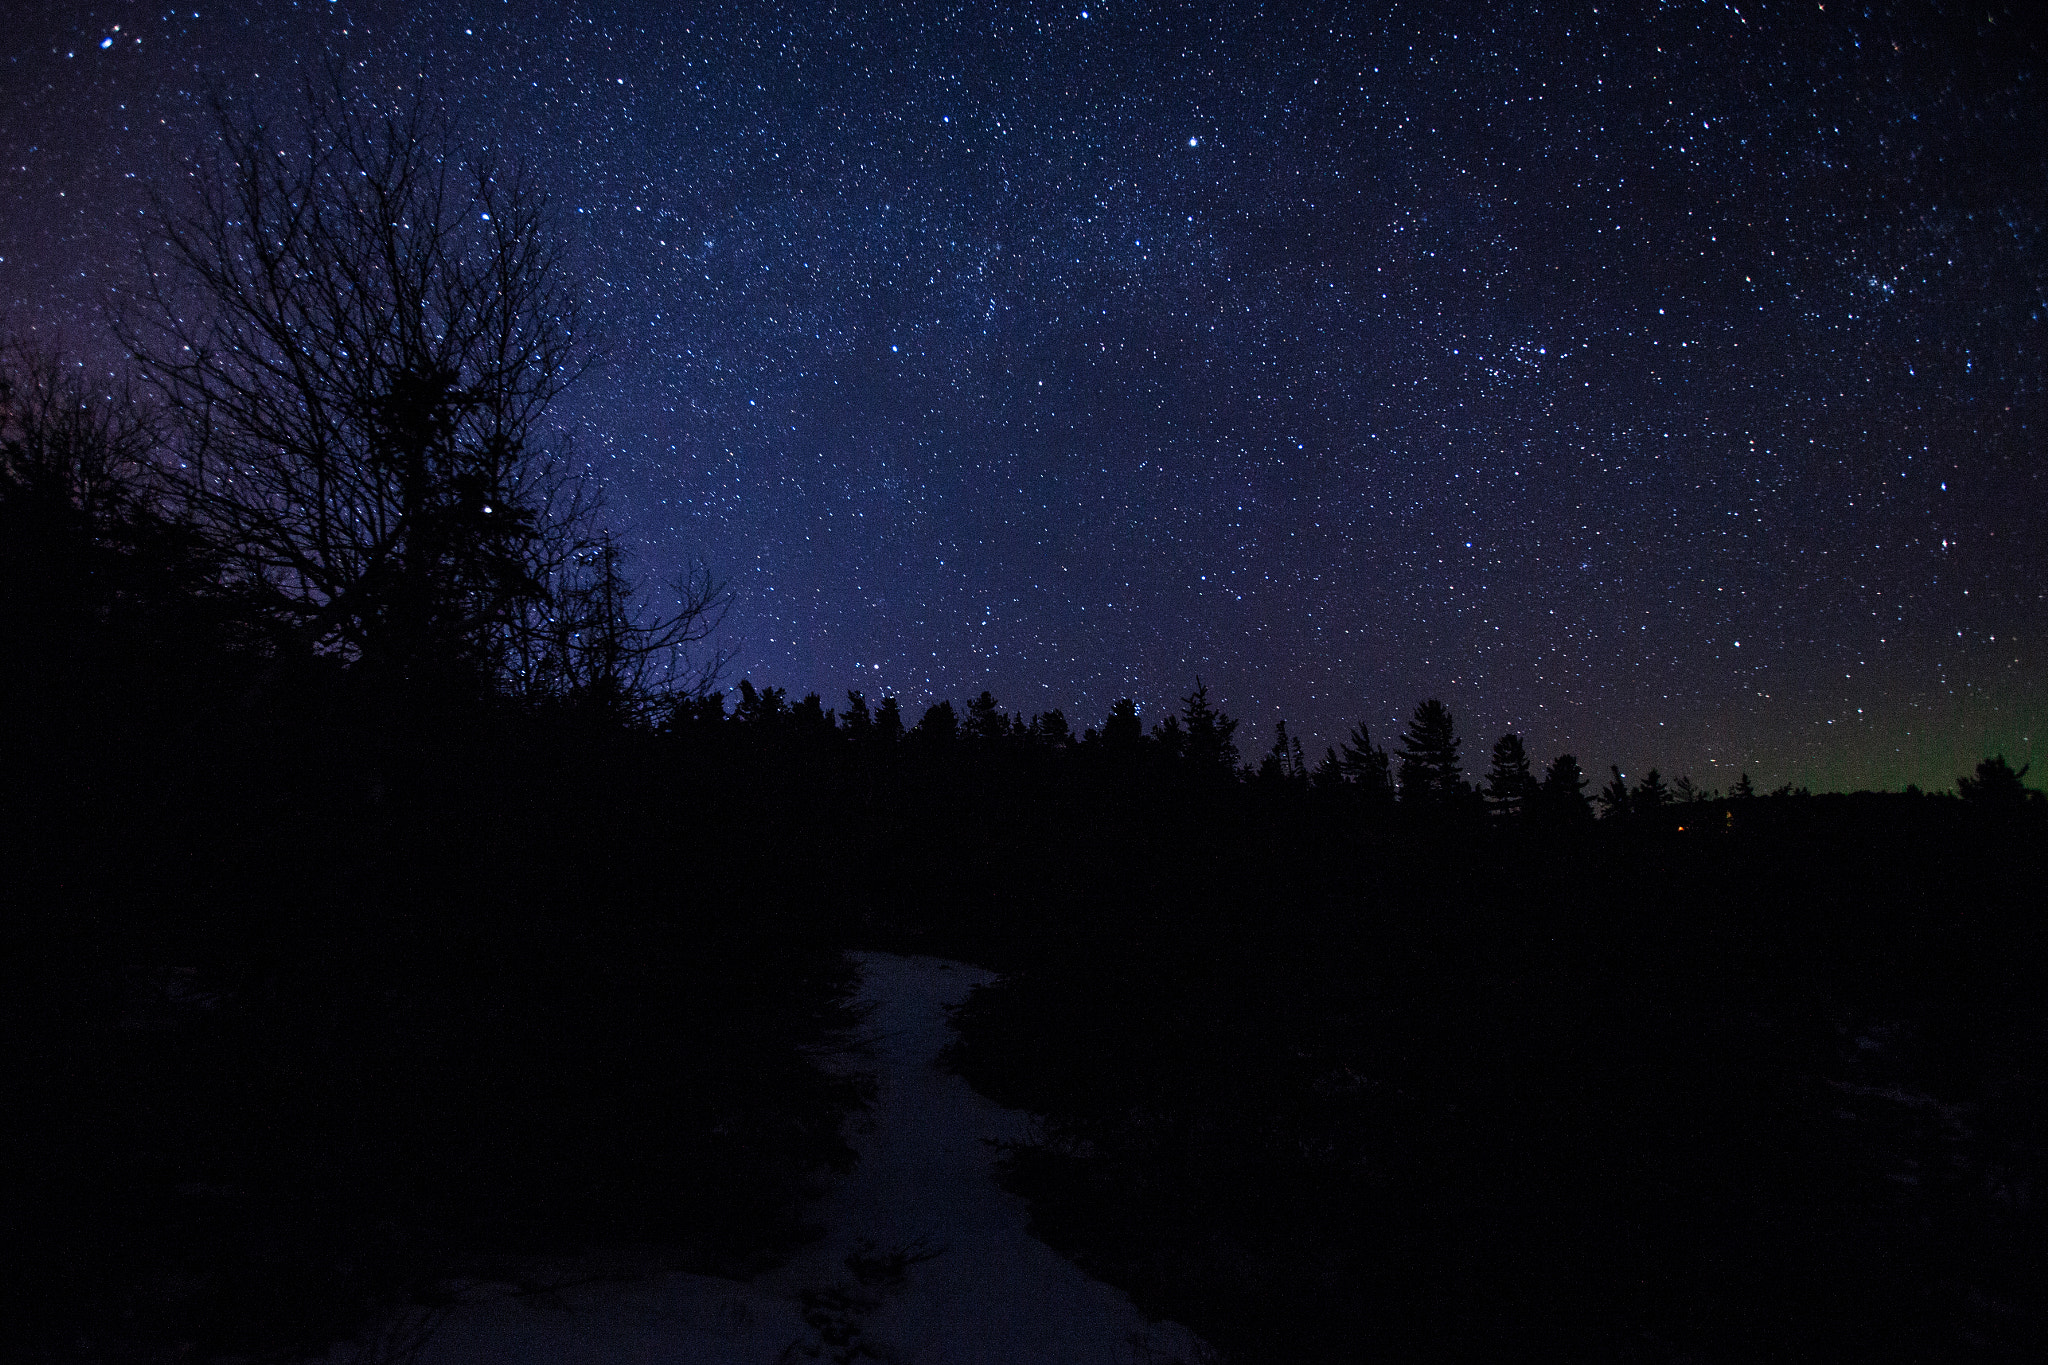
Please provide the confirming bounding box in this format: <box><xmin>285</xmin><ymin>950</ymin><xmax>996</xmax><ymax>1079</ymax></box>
<box><xmin>5</xmin><ymin>1</ymin><xmax>2044</xmax><ymax>790</ymax></box>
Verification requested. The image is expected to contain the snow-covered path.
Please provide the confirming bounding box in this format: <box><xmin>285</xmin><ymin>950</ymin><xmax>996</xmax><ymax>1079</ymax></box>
<box><xmin>359</xmin><ymin>952</ymin><xmax>1213</xmax><ymax>1365</ymax></box>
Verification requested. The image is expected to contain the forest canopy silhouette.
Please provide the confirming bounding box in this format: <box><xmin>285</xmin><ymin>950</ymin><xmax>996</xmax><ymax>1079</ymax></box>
<box><xmin>3</xmin><ymin>83</ymin><xmax>2043</xmax><ymax>1365</ymax></box>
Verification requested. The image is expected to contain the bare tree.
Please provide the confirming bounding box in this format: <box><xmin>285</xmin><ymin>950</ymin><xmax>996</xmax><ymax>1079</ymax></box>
<box><xmin>0</xmin><ymin>341</ymin><xmax>158</xmax><ymax>522</ymax></box>
<box><xmin>510</xmin><ymin>530</ymin><xmax>730</xmax><ymax>722</ymax></box>
<box><xmin>123</xmin><ymin>83</ymin><xmax>608</xmax><ymax>690</ymax></box>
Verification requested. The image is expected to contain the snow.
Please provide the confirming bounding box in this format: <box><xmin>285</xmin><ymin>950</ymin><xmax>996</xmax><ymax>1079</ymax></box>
<box><xmin>336</xmin><ymin>952</ymin><xmax>1215</xmax><ymax>1365</ymax></box>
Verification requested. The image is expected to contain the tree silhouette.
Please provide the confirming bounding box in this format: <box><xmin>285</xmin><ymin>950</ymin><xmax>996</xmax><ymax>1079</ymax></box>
<box><xmin>1101</xmin><ymin>698</ymin><xmax>1144</xmax><ymax>753</ymax></box>
<box><xmin>1632</xmin><ymin>768</ymin><xmax>1672</xmax><ymax>814</ymax></box>
<box><xmin>733</xmin><ymin>678</ymin><xmax>790</xmax><ymax>727</ymax></box>
<box><xmin>874</xmin><ymin>696</ymin><xmax>905</xmax><ymax>745</ymax></box>
<box><xmin>966</xmin><ymin>690</ymin><xmax>1010</xmax><ymax>744</ymax></box>
<box><xmin>1029</xmin><ymin>709</ymin><xmax>1073</xmax><ymax>749</ymax></box>
<box><xmin>792</xmin><ymin>691</ymin><xmax>835</xmax><ymax>736</ymax></box>
<box><xmin>1539</xmin><ymin>753</ymin><xmax>1594</xmax><ymax>824</ymax></box>
<box><xmin>665</xmin><ymin>689</ymin><xmax>727</xmax><ymax>729</ymax></box>
<box><xmin>123</xmin><ymin>83</ymin><xmax>716</xmax><ymax>697</ymax></box>
<box><xmin>1397</xmin><ymin>699</ymin><xmax>1464</xmax><ymax>805</ymax></box>
<box><xmin>1259</xmin><ymin>720</ymin><xmax>1307</xmax><ymax>786</ymax></box>
<box><xmin>0</xmin><ymin>341</ymin><xmax>158</xmax><ymax>531</ymax></box>
<box><xmin>520</xmin><ymin>530</ymin><xmax>726</xmax><ymax>720</ymax></box>
<box><xmin>1337</xmin><ymin>721</ymin><xmax>1394</xmax><ymax>801</ymax></box>
<box><xmin>1598</xmin><ymin>765</ymin><xmax>1632</xmax><ymax>819</ymax></box>
<box><xmin>1958</xmin><ymin>755</ymin><xmax>2039</xmax><ymax>808</ymax></box>
<box><xmin>1150</xmin><ymin>713</ymin><xmax>1188</xmax><ymax>763</ymax></box>
<box><xmin>1485</xmin><ymin>733</ymin><xmax>1538</xmax><ymax>817</ymax></box>
<box><xmin>843</xmin><ymin>690</ymin><xmax>874</xmax><ymax>742</ymax></box>
<box><xmin>915</xmin><ymin>700</ymin><xmax>958</xmax><ymax>747</ymax></box>
<box><xmin>1178</xmin><ymin>679</ymin><xmax>1240</xmax><ymax>773</ymax></box>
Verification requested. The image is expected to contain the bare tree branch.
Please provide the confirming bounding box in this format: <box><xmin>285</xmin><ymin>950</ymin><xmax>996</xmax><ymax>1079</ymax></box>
<box><xmin>121</xmin><ymin>79</ymin><xmax>594</xmax><ymax>687</ymax></box>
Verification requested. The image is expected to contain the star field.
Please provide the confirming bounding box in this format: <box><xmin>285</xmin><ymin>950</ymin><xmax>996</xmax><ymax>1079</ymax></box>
<box><xmin>5</xmin><ymin>0</ymin><xmax>2043</xmax><ymax>789</ymax></box>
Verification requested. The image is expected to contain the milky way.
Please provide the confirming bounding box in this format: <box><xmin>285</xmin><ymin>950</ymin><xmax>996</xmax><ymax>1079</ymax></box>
<box><xmin>5</xmin><ymin>1</ymin><xmax>2043</xmax><ymax>789</ymax></box>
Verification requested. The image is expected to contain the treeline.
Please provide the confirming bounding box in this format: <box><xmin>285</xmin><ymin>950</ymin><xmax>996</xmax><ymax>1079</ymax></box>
<box><xmin>600</xmin><ymin>668</ymin><xmax>2043</xmax><ymax>838</ymax></box>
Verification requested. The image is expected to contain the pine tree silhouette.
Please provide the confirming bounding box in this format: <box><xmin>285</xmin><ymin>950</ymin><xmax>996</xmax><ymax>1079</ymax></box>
<box><xmin>1397</xmin><ymin>699</ymin><xmax>1464</xmax><ymax>805</ymax></box>
<box><xmin>1598</xmin><ymin>765</ymin><xmax>1631</xmax><ymax>819</ymax></box>
<box><xmin>875</xmin><ymin>696</ymin><xmax>905</xmax><ymax>744</ymax></box>
<box><xmin>966</xmin><ymin>690</ymin><xmax>1009</xmax><ymax>744</ymax></box>
<box><xmin>915</xmin><ymin>700</ymin><xmax>958</xmax><ymax>747</ymax></box>
<box><xmin>1539</xmin><ymin>754</ymin><xmax>1594</xmax><ymax>823</ymax></box>
<box><xmin>843</xmin><ymin>690</ymin><xmax>874</xmax><ymax>741</ymax></box>
<box><xmin>1260</xmin><ymin>720</ymin><xmax>1307</xmax><ymax>786</ymax></box>
<box><xmin>1338</xmin><ymin>721</ymin><xmax>1394</xmax><ymax>800</ymax></box>
<box><xmin>1102</xmin><ymin>698</ymin><xmax>1143</xmax><ymax>752</ymax></box>
<box><xmin>1178</xmin><ymin>679</ymin><xmax>1240</xmax><ymax>773</ymax></box>
<box><xmin>1485</xmin><ymin>733</ymin><xmax>1538</xmax><ymax>817</ymax></box>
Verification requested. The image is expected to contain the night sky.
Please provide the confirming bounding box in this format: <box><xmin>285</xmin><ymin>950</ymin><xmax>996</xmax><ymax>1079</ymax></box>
<box><xmin>6</xmin><ymin>1</ymin><xmax>2044</xmax><ymax>791</ymax></box>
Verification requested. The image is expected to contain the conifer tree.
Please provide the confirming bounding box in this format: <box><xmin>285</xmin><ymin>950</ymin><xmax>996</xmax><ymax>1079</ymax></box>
<box><xmin>733</xmin><ymin>679</ymin><xmax>789</xmax><ymax>727</ymax></box>
<box><xmin>1338</xmin><ymin>721</ymin><xmax>1394</xmax><ymax>800</ymax></box>
<box><xmin>1598</xmin><ymin>765</ymin><xmax>1632</xmax><ymax>819</ymax></box>
<box><xmin>1539</xmin><ymin>754</ymin><xmax>1594</xmax><ymax>823</ymax></box>
<box><xmin>1102</xmin><ymin>698</ymin><xmax>1143</xmax><ymax>752</ymax></box>
<box><xmin>915</xmin><ymin>700</ymin><xmax>958</xmax><ymax>746</ymax></box>
<box><xmin>1260</xmin><ymin>720</ymin><xmax>1307</xmax><ymax>786</ymax></box>
<box><xmin>1397</xmin><ymin>699</ymin><xmax>1464</xmax><ymax>804</ymax></box>
<box><xmin>791</xmin><ymin>692</ymin><xmax>833</xmax><ymax>735</ymax></box>
<box><xmin>966</xmin><ymin>690</ymin><xmax>1009</xmax><ymax>744</ymax></box>
<box><xmin>1485</xmin><ymin>733</ymin><xmax>1538</xmax><ymax>816</ymax></box>
<box><xmin>843</xmin><ymin>690</ymin><xmax>873</xmax><ymax>741</ymax></box>
<box><xmin>1178</xmin><ymin>679</ymin><xmax>1240</xmax><ymax>773</ymax></box>
<box><xmin>1030</xmin><ymin>709</ymin><xmax>1072</xmax><ymax>749</ymax></box>
<box><xmin>528</xmin><ymin>529</ymin><xmax>724</xmax><ymax>719</ymax></box>
<box><xmin>1150</xmin><ymin>714</ymin><xmax>1187</xmax><ymax>763</ymax></box>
